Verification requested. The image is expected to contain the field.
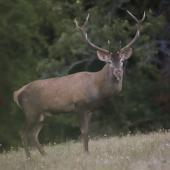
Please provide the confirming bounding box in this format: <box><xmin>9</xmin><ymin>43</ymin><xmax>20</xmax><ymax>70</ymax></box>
<box><xmin>1</xmin><ymin>131</ymin><xmax>170</xmax><ymax>170</ymax></box>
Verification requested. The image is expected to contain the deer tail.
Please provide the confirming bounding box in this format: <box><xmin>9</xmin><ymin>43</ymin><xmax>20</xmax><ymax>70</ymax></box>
<box><xmin>13</xmin><ymin>91</ymin><xmax>20</xmax><ymax>107</ymax></box>
<box><xmin>13</xmin><ymin>84</ymin><xmax>30</xmax><ymax>108</ymax></box>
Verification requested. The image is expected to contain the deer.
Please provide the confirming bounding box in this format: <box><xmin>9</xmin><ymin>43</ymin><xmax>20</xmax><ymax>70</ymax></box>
<box><xmin>14</xmin><ymin>10</ymin><xmax>145</xmax><ymax>159</ymax></box>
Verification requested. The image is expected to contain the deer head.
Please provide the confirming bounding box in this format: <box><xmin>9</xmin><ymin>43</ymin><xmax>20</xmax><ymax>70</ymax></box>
<box><xmin>75</xmin><ymin>11</ymin><xmax>145</xmax><ymax>79</ymax></box>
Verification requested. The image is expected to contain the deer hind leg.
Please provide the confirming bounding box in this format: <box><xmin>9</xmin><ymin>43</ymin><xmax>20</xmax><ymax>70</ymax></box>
<box><xmin>77</xmin><ymin>112</ymin><xmax>91</xmax><ymax>153</ymax></box>
<box><xmin>19</xmin><ymin>119</ymin><xmax>37</xmax><ymax>159</ymax></box>
<box><xmin>29</xmin><ymin>115</ymin><xmax>46</xmax><ymax>156</ymax></box>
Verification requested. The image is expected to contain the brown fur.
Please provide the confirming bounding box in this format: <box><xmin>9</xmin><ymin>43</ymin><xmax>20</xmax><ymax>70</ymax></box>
<box><xmin>14</xmin><ymin>54</ymin><xmax>129</xmax><ymax>159</ymax></box>
<box><xmin>13</xmin><ymin>10</ymin><xmax>145</xmax><ymax>159</ymax></box>
<box><xmin>13</xmin><ymin>84</ymin><xmax>30</xmax><ymax>107</ymax></box>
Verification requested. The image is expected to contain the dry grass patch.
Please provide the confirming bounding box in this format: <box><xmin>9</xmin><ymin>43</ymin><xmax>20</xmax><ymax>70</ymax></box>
<box><xmin>1</xmin><ymin>132</ymin><xmax>170</xmax><ymax>170</ymax></box>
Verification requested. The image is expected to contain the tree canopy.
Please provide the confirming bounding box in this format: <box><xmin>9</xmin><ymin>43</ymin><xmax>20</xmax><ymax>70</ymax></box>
<box><xmin>0</xmin><ymin>0</ymin><xmax>170</xmax><ymax>152</ymax></box>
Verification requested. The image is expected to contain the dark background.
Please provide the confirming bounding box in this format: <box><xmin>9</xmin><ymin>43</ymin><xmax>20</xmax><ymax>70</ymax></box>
<box><xmin>0</xmin><ymin>0</ymin><xmax>170</xmax><ymax>152</ymax></box>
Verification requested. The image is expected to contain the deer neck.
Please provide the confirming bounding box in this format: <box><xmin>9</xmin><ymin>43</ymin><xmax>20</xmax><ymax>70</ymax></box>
<box><xmin>94</xmin><ymin>64</ymin><xmax>123</xmax><ymax>98</ymax></box>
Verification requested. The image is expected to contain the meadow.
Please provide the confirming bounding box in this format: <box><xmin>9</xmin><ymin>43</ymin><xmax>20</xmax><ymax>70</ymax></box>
<box><xmin>1</xmin><ymin>131</ymin><xmax>170</xmax><ymax>170</ymax></box>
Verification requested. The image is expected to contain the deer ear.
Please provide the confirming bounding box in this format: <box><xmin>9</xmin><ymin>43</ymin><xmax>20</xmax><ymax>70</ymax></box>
<box><xmin>97</xmin><ymin>51</ymin><xmax>109</xmax><ymax>61</ymax></box>
<box><xmin>122</xmin><ymin>48</ymin><xmax>132</xmax><ymax>59</ymax></box>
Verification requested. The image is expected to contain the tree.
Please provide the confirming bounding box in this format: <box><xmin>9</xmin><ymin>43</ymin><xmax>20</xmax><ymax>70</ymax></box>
<box><xmin>0</xmin><ymin>0</ymin><xmax>169</xmax><ymax>152</ymax></box>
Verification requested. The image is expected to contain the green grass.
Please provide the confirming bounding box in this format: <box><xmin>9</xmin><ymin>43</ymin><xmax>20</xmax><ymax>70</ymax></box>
<box><xmin>1</xmin><ymin>131</ymin><xmax>170</xmax><ymax>170</ymax></box>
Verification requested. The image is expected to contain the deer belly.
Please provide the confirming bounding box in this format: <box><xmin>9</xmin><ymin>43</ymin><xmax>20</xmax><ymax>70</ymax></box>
<box><xmin>43</xmin><ymin>99</ymin><xmax>74</xmax><ymax>114</ymax></box>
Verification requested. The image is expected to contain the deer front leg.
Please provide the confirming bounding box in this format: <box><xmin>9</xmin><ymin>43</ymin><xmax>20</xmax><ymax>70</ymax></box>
<box><xmin>77</xmin><ymin>112</ymin><xmax>91</xmax><ymax>152</ymax></box>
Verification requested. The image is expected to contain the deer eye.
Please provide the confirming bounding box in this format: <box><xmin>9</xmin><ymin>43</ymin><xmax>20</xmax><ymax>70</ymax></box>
<box><xmin>108</xmin><ymin>60</ymin><xmax>112</xmax><ymax>64</ymax></box>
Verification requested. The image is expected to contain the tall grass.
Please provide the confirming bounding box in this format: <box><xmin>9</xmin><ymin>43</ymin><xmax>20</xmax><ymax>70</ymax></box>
<box><xmin>1</xmin><ymin>131</ymin><xmax>170</xmax><ymax>170</ymax></box>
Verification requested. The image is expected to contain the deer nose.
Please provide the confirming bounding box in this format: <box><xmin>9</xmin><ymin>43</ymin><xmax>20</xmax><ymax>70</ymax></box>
<box><xmin>114</xmin><ymin>70</ymin><xmax>123</xmax><ymax>75</ymax></box>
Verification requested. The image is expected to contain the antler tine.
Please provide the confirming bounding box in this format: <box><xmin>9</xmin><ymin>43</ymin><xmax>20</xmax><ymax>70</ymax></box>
<box><xmin>75</xmin><ymin>14</ymin><xmax>110</xmax><ymax>55</ymax></box>
<box><xmin>75</xmin><ymin>14</ymin><xmax>89</xmax><ymax>39</ymax></box>
<box><xmin>82</xmin><ymin>14</ymin><xmax>90</xmax><ymax>29</ymax></box>
<box><xmin>120</xmin><ymin>11</ymin><xmax>145</xmax><ymax>54</ymax></box>
<box><xmin>119</xmin><ymin>41</ymin><xmax>121</xmax><ymax>53</ymax></box>
<box><xmin>108</xmin><ymin>40</ymin><xmax>111</xmax><ymax>54</ymax></box>
<box><xmin>127</xmin><ymin>11</ymin><xmax>145</xmax><ymax>23</ymax></box>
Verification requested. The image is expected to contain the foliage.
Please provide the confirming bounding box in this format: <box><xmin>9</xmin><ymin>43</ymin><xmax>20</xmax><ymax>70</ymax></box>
<box><xmin>0</xmin><ymin>0</ymin><xmax>170</xmax><ymax>152</ymax></box>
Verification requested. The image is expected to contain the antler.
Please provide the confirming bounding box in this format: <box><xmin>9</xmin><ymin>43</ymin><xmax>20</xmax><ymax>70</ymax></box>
<box><xmin>75</xmin><ymin>14</ymin><xmax>110</xmax><ymax>55</ymax></box>
<box><xmin>120</xmin><ymin>11</ymin><xmax>145</xmax><ymax>54</ymax></box>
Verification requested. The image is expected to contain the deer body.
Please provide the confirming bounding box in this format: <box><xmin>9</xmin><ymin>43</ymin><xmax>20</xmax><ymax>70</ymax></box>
<box><xmin>17</xmin><ymin>64</ymin><xmax>122</xmax><ymax>116</ymax></box>
<box><xmin>14</xmin><ymin>11</ymin><xmax>145</xmax><ymax>159</ymax></box>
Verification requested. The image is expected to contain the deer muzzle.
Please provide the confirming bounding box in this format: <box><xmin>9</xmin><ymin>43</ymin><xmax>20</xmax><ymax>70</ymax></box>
<box><xmin>114</xmin><ymin>70</ymin><xmax>123</xmax><ymax>77</ymax></box>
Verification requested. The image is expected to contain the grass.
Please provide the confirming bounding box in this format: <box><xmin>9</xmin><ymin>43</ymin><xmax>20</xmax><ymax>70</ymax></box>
<box><xmin>1</xmin><ymin>131</ymin><xmax>170</xmax><ymax>170</ymax></box>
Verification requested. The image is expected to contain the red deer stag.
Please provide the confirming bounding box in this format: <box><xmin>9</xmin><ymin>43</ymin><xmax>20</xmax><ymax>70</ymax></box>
<box><xmin>14</xmin><ymin>11</ymin><xmax>145</xmax><ymax>159</ymax></box>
